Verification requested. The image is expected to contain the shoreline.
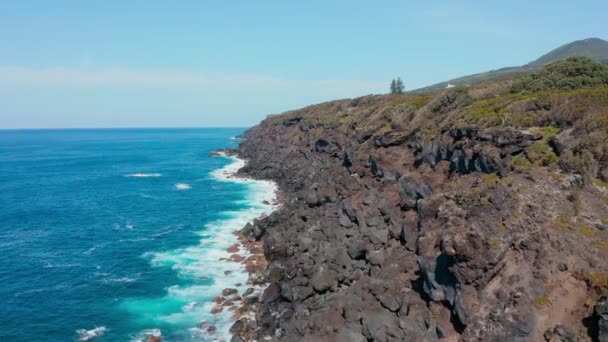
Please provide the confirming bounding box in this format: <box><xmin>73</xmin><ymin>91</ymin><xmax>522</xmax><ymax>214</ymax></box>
<box><xmin>202</xmin><ymin>152</ymin><xmax>280</xmax><ymax>341</ymax></box>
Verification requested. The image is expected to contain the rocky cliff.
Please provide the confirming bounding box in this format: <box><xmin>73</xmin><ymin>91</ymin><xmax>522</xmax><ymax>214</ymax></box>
<box><xmin>231</xmin><ymin>59</ymin><xmax>608</xmax><ymax>341</ymax></box>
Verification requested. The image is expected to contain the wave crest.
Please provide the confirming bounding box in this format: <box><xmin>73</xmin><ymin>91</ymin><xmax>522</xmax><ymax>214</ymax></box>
<box><xmin>174</xmin><ymin>183</ymin><xmax>191</xmax><ymax>190</ymax></box>
<box><xmin>125</xmin><ymin>173</ymin><xmax>162</xmax><ymax>178</ymax></box>
<box><xmin>76</xmin><ymin>327</ymin><xmax>108</xmax><ymax>341</ymax></box>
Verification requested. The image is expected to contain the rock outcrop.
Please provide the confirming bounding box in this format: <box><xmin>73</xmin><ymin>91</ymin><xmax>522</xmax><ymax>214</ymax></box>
<box><xmin>234</xmin><ymin>85</ymin><xmax>608</xmax><ymax>341</ymax></box>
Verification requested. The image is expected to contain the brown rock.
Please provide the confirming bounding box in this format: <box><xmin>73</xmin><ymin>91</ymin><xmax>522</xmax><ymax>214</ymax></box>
<box><xmin>223</xmin><ymin>288</ymin><xmax>238</xmax><ymax>296</ymax></box>
<box><xmin>227</xmin><ymin>243</ymin><xmax>240</xmax><ymax>253</ymax></box>
<box><xmin>206</xmin><ymin>326</ymin><xmax>216</xmax><ymax>334</ymax></box>
<box><xmin>212</xmin><ymin>295</ymin><xmax>224</xmax><ymax>304</ymax></box>
<box><xmin>229</xmin><ymin>254</ymin><xmax>245</xmax><ymax>262</ymax></box>
<box><xmin>210</xmin><ymin>305</ymin><xmax>223</xmax><ymax>314</ymax></box>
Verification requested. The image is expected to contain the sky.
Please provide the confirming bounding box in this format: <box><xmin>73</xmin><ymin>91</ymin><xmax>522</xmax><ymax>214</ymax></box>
<box><xmin>0</xmin><ymin>1</ymin><xmax>606</xmax><ymax>129</ymax></box>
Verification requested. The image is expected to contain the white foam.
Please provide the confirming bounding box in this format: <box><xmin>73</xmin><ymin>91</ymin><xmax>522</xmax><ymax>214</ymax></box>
<box><xmin>137</xmin><ymin>154</ymin><xmax>279</xmax><ymax>340</ymax></box>
<box><xmin>174</xmin><ymin>183</ymin><xmax>192</xmax><ymax>190</ymax></box>
<box><xmin>76</xmin><ymin>327</ymin><xmax>108</xmax><ymax>341</ymax></box>
<box><xmin>100</xmin><ymin>274</ymin><xmax>140</xmax><ymax>284</ymax></box>
<box><xmin>125</xmin><ymin>173</ymin><xmax>162</xmax><ymax>178</ymax></box>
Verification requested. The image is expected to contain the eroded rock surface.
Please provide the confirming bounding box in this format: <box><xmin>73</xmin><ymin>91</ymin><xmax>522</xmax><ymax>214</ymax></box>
<box><xmin>234</xmin><ymin>90</ymin><xmax>608</xmax><ymax>341</ymax></box>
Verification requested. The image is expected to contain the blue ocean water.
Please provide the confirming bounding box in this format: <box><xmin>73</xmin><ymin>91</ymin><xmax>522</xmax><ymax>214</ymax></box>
<box><xmin>0</xmin><ymin>128</ymin><xmax>277</xmax><ymax>341</ymax></box>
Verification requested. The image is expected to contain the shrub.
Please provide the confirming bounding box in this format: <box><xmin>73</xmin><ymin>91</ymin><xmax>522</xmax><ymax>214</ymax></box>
<box><xmin>555</xmin><ymin>216</ymin><xmax>570</xmax><ymax>229</ymax></box>
<box><xmin>579</xmin><ymin>223</ymin><xmax>595</xmax><ymax>237</ymax></box>
<box><xmin>533</xmin><ymin>296</ymin><xmax>550</xmax><ymax>307</ymax></box>
<box><xmin>559</xmin><ymin>149</ymin><xmax>598</xmax><ymax>185</ymax></box>
<box><xmin>596</xmin><ymin>178</ymin><xmax>608</xmax><ymax>188</ymax></box>
<box><xmin>512</xmin><ymin>154</ymin><xmax>530</xmax><ymax>167</ymax></box>
<box><xmin>511</xmin><ymin>57</ymin><xmax>608</xmax><ymax>94</ymax></box>
<box><xmin>585</xmin><ymin>272</ymin><xmax>608</xmax><ymax>288</ymax></box>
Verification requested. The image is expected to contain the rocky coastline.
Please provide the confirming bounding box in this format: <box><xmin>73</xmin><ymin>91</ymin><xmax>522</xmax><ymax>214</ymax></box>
<box><xmin>198</xmin><ymin>151</ymin><xmax>281</xmax><ymax>342</ymax></box>
<box><xmin>224</xmin><ymin>80</ymin><xmax>608</xmax><ymax>341</ymax></box>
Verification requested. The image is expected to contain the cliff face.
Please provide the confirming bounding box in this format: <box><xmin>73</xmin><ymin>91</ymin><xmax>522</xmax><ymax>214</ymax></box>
<box><xmin>233</xmin><ymin>66</ymin><xmax>608</xmax><ymax>341</ymax></box>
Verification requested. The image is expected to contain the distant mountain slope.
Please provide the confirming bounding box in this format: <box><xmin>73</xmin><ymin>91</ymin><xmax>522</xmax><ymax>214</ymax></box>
<box><xmin>527</xmin><ymin>38</ymin><xmax>608</xmax><ymax>67</ymax></box>
<box><xmin>413</xmin><ymin>37</ymin><xmax>608</xmax><ymax>92</ymax></box>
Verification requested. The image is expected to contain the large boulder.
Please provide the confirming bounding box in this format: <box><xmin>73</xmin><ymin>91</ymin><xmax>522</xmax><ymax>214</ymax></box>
<box><xmin>398</xmin><ymin>175</ymin><xmax>431</xmax><ymax>210</ymax></box>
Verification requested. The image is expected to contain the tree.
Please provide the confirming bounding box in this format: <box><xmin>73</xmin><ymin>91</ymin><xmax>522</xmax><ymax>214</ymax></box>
<box><xmin>390</xmin><ymin>79</ymin><xmax>397</xmax><ymax>94</ymax></box>
<box><xmin>396</xmin><ymin>77</ymin><xmax>405</xmax><ymax>94</ymax></box>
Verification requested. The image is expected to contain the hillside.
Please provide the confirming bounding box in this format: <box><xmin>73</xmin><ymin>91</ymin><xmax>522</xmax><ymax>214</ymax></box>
<box><xmin>228</xmin><ymin>58</ymin><xmax>608</xmax><ymax>341</ymax></box>
<box><xmin>413</xmin><ymin>38</ymin><xmax>608</xmax><ymax>93</ymax></box>
<box><xmin>528</xmin><ymin>38</ymin><xmax>608</xmax><ymax>67</ymax></box>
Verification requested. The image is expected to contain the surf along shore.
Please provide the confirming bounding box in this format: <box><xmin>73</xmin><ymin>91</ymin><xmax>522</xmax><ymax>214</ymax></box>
<box><xmin>202</xmin><ymin>150</ymin><xmax>281</xmax><ymax>341</ymax></box>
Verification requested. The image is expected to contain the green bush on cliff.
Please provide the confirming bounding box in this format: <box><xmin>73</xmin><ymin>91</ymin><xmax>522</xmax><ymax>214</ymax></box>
<box><xmin>511</xmin><ymin>57</ymin><xmax>608</xmax><ymax>93</ymax></box>
<box><xmin>559</xmin><ymin>149</ymin><xmax>598</xmax><ymax>184</ymax></box>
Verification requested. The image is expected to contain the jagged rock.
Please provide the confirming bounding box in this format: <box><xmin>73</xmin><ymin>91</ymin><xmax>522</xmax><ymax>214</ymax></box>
<box><xmin>314</xmin><ymin>138</ymin><xmax>330</xmax><ymax>153</ymax></box>
<box><xmin>232</xmin><ymin>86</ymin><xmax>608</xmax><ymax>342</ymax></box>
<box><xmin>343</xmin><ymin>149</ymin><xmax>354</xmax><ymax>168</ymax></box>
<box><xmin>283</xmin><ymin>117</ymin><xmax>302</xmax><ymax>126</ymax></box>
<box><xmin>368</xmin><ymin>156</ymin><xmax>383</xmax><ymax>177</ymax></box>
<box><xmin>311</xmin><ymin>267</ymin><xmax>338</xmax><ymax>292</ymax></box>
<box><xmin>367</xmin><ymin>228</ymin><xmax>389</xmax><ymax>245</ymax></box>
<box><xmin>361</xmin><ymin>309</ymin><xmax>404</xmax><ymax>341</ymax></box>
<box><xmin>398</xmin><ymin>175</ymin><xmax>431</xmax><ymax>210</ymax></box>
<box><xmin>230</xmin><ymin>320</ymin><xmax>245</xmax><ymax>335</ymax></box>
<box><xmin>400</xmin><ymin>212</ymin><xmax>418</xmax><ymax>251</ymax></box>
<box><xmin>450</xmin><ymin>127</ymin><xmax>478</xmax><ymax>140</ymax></box>
<box><xmin>596</xmin><ymin>296</ymin><xmax>608</xmax><ymax>342</ymax></box>
<box><xmin>374</xmin><ymin>131</ymin><xmax>408</xmax><ymax>147</ymax></box>
<box><xmin>428</xmin><ymin>88</ymin><xmax>470</xmax><ymax>114</ymax></box>
<box><xmin>261</xmin><ymin>283</ymin><xmax>281</xmax><ymax>304</ymax></box>
<box><xmin>543</xmin><ymin>325</ymin><xmax>577</xmax><ymax>342</ymax></box>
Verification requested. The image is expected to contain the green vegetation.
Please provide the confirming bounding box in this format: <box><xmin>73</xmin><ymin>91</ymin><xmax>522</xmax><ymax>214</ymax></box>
<box><xmin>390</xmin><ymin>78</ymin><xmax>405</xmax><ymax>94</ymax></box>
<box><xmin>585</xmin><ymin>272</ymin><xmax>608</xmax><ymax>289</ymax></box>
<box><xmin>533</xmin><ymin>296</ymin><xmax>550</xmax><ymax>307</ymax></box>
<box><xmin>482</xmin><ymin>173</ymin><xmax>499</xmax><ymax>188</ymax></box>
<box><xmin>554</xmin><ymin>216</ymin><xmax>570</xmax><ymax>230</ymax></box>
<box><xmin>559</xmin><ymin>149</ymin><xmax>598</xmax><ymax>185</ymax></box>
<box><xmin>602</xmin><ymin>218</ymin><xmax>608</xmax><ymax>225</ymax></box>
<box><xmin>521</xmin><ymin>126</ymin><xmax>560</xmax><ymax>166</ymax></box>
<box><xmin>413</xmin><ymin>38</ymin><xmax>608</xmax><ymax>93</ymax></box>
<box><xmin>579</xmin><ymin>223</ymin><xmax>595</xmax><ymax>237</ymax></box>
<box><xmin>488</xmin><ymin>238</ymin><xmax>500</xmax><ymax>247</ymax></box>
<box><xmin>596</xmin><ymin>178</ymin><xmax>608</xmax><ymax>188</ymax></box>
<box><xmin>511</xmin><ymin>57</ymin><xmax>608</xmax><ymax>93</ymax></box>
<box><xmin>511</xmin><ymin>154</ymin><xmax>530</xmax><ymax>168</ymax></box>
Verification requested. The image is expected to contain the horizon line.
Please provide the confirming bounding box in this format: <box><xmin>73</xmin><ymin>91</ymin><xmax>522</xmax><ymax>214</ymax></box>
<box><xmin>0</xmin><ymin>126</ymin><xmax>253</xmax><ymax>131</ymax></box>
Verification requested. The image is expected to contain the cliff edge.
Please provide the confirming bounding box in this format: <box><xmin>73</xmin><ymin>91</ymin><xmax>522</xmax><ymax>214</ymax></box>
<box><xmin>231</xmin><ymin>58</ymin><xmax>608</xmax><ymax>341</ymax></box>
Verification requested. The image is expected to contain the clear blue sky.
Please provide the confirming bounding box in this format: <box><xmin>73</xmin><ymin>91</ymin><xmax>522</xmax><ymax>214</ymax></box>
<box><xmin>0</xmin><ymin>1</ymin><xmax>606</xmax><ymax>128</ymax></box>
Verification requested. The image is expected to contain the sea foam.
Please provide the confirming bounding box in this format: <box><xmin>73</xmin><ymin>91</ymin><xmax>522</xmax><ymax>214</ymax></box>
<box><xmin>125</xmin><ymin>173</ymin><xmax>162</xmax><ymax>178</ymax></box>
<box><xmin>174</xmin><ymin>183</ymin><xmax>192</xmax><ymax>190</ymax></box>
<box><xmin>126</xmin><ymin>154</ymin><xmax>278</xmax><ymax>341</ymax></box>
<box><xmin>76</xmin><ymin>327</ymin><xmax>108</xmax><ymax>341</ymax></box>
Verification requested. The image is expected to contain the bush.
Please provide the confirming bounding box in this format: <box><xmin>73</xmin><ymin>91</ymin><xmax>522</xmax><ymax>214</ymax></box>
<box><xmin>559</xmin><ymin>149</ymin><xmax>598</xmax><ymax>185</ymax></box>
<box><xmin>511</xmin><ymin>57</ymin><xmax>608</xmax><ymax>94</ymax></box>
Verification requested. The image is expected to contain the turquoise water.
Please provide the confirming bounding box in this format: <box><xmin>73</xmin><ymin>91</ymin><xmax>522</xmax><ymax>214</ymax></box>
<box><xmin>0</xmin><ymin>128</ymin><xmax>276</xmax><ymax>341</ymax></box>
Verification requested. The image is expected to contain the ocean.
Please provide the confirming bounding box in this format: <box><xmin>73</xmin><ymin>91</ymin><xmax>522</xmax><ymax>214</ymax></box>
<box><xmin>0</xmin><ymin>128</ymin><xmax>277</xmax><ymax>341</ymax></box>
